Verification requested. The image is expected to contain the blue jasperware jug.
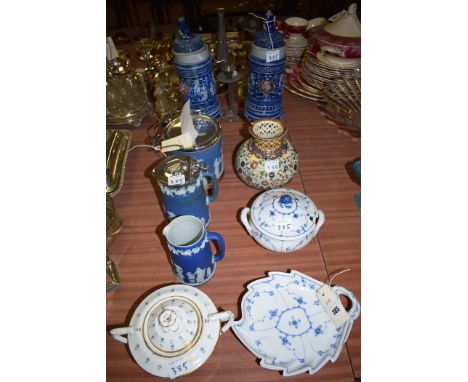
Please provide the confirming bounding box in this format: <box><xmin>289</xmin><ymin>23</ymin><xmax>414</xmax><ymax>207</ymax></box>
<box><xmin>152</xmin><ymin>155</ymin><xmax>218</xmax><ymax>226</ymax></box>
<box><xmin>245</xmin><ymin>10</ymin><xmax>286</xmax><ymax>121</ymax></box>
<box><xmin>172</xmin><ymin>18</ymin><xmax>222</xmax><ymax>119</ymax></box>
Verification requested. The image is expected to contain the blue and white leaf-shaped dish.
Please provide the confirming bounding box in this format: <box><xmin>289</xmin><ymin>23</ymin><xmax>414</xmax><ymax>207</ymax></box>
<box><xmin>232</xmin><ymin>270</ymin><xmax>360</xmax><ymax>376</ymax></box>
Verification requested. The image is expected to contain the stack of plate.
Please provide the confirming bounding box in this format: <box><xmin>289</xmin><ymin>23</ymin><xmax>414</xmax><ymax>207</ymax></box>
<box><xmin>284</xmin><ymin>33</ymin><xmax>309</xmax><ymax>71</ymax></box>
<box><xmin>284</xmin><ymin>3</ymin><xmax>361</xmax><ymax>102</ymax></box>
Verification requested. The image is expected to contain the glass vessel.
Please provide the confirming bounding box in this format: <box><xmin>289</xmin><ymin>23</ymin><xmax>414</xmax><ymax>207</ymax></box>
<box><xmin>106</xmin><ymin>52</ymin><xmax>149</xmax><ymax>127</ymax></box>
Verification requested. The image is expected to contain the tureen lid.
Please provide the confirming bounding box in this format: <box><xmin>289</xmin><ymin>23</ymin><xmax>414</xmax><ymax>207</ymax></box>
<box><xmin>125</xmin><ymin>285</ymin><xmax>222</xmax><ymax>378</ymax></box>
<box><xmin>250</xmin><ymin>188</ymin><xmax>319</xmax><ymax>239</ymax></box>
<box><xmin>164</xmin><ymin>112</ymin><xmax>221</xmax><ymax>151</ymax></box>
<box><xmin>152</xmin><ymin>155</ymin><xmax>202</xmax><ymax>186</ymax></box>
<box><xmin>323</xmin><ymin>3</ymin><xmax>361</xmax><ymax>38</ymax></box>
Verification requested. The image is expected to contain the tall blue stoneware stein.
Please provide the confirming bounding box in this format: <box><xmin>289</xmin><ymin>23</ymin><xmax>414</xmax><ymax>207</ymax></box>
<box><xmin>245</xmin><ymin>10</ymin><xmax>286</xmax><ymax>121</ymax></box>
<box><xmin>163</xmin><ymin>215</ymin><xmax>225</xmax><ymax>285</ymax></box>
<box><xmin>163</xmin><ymin>111</ymin><xmax>224</xmax><ymax>180</ymax></box>
<box><xmin>152</xmin><ymin>155</ymin><xmax>218</xmax><ymax>226</ymax></box>
<box><xmin>173</xmin><ymin>18</ymin><xmax>222</xmax><ymax>119</ymax></box>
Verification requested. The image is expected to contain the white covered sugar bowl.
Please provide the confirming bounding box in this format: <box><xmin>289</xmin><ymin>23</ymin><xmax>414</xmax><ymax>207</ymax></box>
<box><xmin>109</xmin><ymin>284</ymin><xmax>233</xmax><ymax>378</ymax></box>
<box><xmin>240</xmin><ymin>188</ymin><xmax>325</xmax><ymax>252</ymax></box>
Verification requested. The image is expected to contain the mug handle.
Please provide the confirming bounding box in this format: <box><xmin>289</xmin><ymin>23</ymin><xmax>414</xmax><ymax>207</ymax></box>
<box><xmin>204</xmin><ymin>174</ymin><xmax>218</xmax><ymax>204</ymax></box>
<box><xmin>331</xmin><ymin>286</ymin><xmax>361</xmax><ymax>320</ymax></box>
<box><xmin>207</xmin><ymin>232</ymin><xmax>225</xmax><ymax>262</ymax></box>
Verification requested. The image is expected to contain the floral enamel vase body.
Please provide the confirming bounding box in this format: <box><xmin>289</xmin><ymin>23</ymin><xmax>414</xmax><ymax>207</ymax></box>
<box><xmin>173</xmin><ymin>18</ymin><xmax>221</xmax><ymax>119</ymax></box>
<box><xmin>163</xmin><ymin>215</ymin><xmax>225</xmax><ymax>285</ymax></box>
<box><xmin>235</xmin><ymin>119</ymin><xmax>298</xmax><ymax>190</ymax></box>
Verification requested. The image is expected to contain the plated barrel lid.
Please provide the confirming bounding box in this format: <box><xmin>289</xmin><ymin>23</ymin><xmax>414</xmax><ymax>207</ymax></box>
<box><xmin>164</xmin><ymin>112</ymin><xmax>221</xmax><ymax>151</ymax></box>
<box><xmin>153</xmin><ymin>155</ymin><xmax>202</xmax><ymax>186</ymax></box>
<box><xmin>250</xmin><ymin>188</ymin><xmax>319</xmax><ymax>239</ymax></box>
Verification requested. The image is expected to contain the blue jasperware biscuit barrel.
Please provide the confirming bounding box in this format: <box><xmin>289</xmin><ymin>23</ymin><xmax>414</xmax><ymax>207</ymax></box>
<box><xmin>164</xmin><ymin>111</ymin><xmax>224</xmax><ymax>180</ymax></box>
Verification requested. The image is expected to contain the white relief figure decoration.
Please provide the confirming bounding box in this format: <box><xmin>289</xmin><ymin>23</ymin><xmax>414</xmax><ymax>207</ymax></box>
<box><xmin>206</xmin><ymin>266</ymin><xmax>212</xmax><ymax>279</ymax></box>
<box><xmin>186</xmin><ymin>271</ymin><xmax>196</xmax><ymax>284</ymax></box>
<box><xmin>214</xmin><ymin>155</ymin><xmax>223</xmax><ymax>179</ymax></box>
<box><xmin>174</xmin><ymin>263</ymin><xmax>184</xmax><ymax>281</ymax></box>
<box><xmin>195</xmin><ymin>267</ymin><xmax>206</xmax><ymax>284</ymax></box>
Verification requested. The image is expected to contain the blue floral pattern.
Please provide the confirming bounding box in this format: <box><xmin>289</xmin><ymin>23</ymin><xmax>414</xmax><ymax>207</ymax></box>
<box><xmin>232</xmin><ymin>270</ymin><xmax>360</xmax><ymax>376</ymax></box>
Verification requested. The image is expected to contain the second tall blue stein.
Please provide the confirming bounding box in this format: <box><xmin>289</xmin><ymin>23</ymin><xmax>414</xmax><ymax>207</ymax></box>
<box><xmin>245</xmin><ymin>10</ymin><xmax>286</xmax><ymax>121</ymax></box>
<box><xmin>152</xmin><ymin>155</ymin><xmax>218</xmax><ymax>226</ymax></box>
<box><xmin>173</xmin><ymin>18</ymin><xmax>222</xmax><ymax>119</ymax></box>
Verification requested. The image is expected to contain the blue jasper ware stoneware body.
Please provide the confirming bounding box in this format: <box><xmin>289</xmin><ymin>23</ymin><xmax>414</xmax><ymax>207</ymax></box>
<box><xmin>152</xmin><ymin>155</ymin><xmax>218</xmax><ymax>226</ymax></box>
<box><xmin>164</xmin><ymin>112</ymin><xmax>224</xmax><ymax>180</ymax></box>
<box><xmin>163</xmin><ymin>215</ymin><xmax>225</xmax><ymax>286</ymax></box>
<box><xmin>245</xmin><ymin>10</ymin><xmax>286</xmax><ymax>121</ymax></box>
<box><xmin>232</xmin><ymin>270</ymin><xmax>360</xmax><ymax>376</ymax></box>
<box><xmin>173</xmin><ymin>18</ymin><xmax>222</xmax><ymax>119</ymax></box>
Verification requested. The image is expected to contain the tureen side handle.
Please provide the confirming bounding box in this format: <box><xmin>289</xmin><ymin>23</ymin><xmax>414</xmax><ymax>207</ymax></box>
<box><xmin>208</xmin><ymin>311</ymin><xmax>234</xmax><ymax>333</ymax></box>
<box><xmin>240</xmin><ymin>208</ymin><xmax>252</xmax><ymax>235</ymax></box>
<box><xmin>331</xmin><ymin>286</ymin><xmax>361</xmax><ymax>320</ymax></box>
<box><xmin>109</xmin><ymin>326</ymin><xmax>134</xmax><ymax>344</ymax></box>
<box><xmin>312</xmin><ymin>210</ymin><xmax>325</xmax><ymax>236</ymax></box>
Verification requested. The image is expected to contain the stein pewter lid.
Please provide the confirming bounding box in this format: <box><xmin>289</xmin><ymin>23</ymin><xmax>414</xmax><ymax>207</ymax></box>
<box><xmin>164</xmin><ymin>112</ymin><xmax>221</xmax><ymax>151</ymax></box>
<box><xmin>153</xmin><ymin>155</ymin><xmax>204</xmax><ymax>186</ymax></box>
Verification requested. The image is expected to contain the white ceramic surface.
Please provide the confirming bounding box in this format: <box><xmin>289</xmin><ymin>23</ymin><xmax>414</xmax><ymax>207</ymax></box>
<box><xmin>323</xmin><ymin>3</ymin><xmax>360</xmax><ymax>38</ymax></box>
<box><xmin>240</xmin><ymin>188</ymin><xmax>325</xmax><ymax>252</ymax></box>
<box><xmin>110</xmin><ymin>285</ymin><xmax>233</xmax><ymax>378</ymax></box>
<box><xmin>232</xmin><ymin>270</ymin><xmax>360</xmax><ymax>376</ymax></box>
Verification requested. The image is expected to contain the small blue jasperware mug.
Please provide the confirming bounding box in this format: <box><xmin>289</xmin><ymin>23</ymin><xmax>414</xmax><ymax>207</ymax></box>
<box><xmin>153</xmin><ymin>155</ymin><xmax>218</xmax><ymax>226</ymax></box>
<box><xmin>163</xmin><ymin>215</ymin><xmax>225</xmax><ymax>285</ymax></box>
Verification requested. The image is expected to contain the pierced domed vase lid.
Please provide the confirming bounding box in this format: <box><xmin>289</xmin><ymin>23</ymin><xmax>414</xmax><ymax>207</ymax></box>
<box><xmin>110</xmin><ymin>285</ymin><xmax>234</xmax><ymax>378</ymax></box>
<box><xmin>250</xmin><ymin>188</ymin><xmax>320</xmax><ymax>240</ymax></box>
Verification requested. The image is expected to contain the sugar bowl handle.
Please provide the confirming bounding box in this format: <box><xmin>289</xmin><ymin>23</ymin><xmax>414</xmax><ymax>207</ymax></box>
<box><xmin>208</xmin><ymin>311</ymin><xmax>234</xmax><ymax>333</ymax></box>
<box><xmin>240</xmin><ymin>208</ymin><xmax>252</xmax><ymax>235</ymax></box>
<box><xmin>110</xmin><ymin>326</ymin><xmax>134</xmax><ymax>344</ymax></box>
<box><xmin>312</xmin><ymin>210</ymin><xmax>325</xmax><ymax>236</ymax></box>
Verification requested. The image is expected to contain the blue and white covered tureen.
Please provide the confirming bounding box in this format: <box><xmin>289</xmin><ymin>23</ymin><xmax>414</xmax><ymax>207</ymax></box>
<box><xmin>240</xmin><ymin>188</ymin><xmax>325</xmax><ymax>252</ymax></box>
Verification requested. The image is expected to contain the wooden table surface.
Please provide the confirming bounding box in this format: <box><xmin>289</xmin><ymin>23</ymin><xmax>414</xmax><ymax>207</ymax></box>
<box><xmin>106</xmin><ymin>90</ymin><xmax>361</xmax><ymax>381</ymax></box>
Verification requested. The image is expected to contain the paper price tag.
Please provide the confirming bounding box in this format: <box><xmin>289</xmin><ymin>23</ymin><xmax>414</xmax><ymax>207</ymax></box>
<box><xmin>316</xmin><ymin>284</ymin><xmax>349</xmax><ymax>327</ymax></box>
<box><xmin>265</xmin><ymin>159</ymin><xmax>280</xmax><ymax>172</ymax></box>
<box><xmin>266</xmin><ymin>49</ymin><xmax>280</xmax><ymax>63</ymax></box>
<box><xmin>168</xmin><ymin>174</ymin><xmax>185</xmax><ymax>186</ymax></box>
<box><xmin>167</xmin><ymin>357</ymin><xmax>190</xmax><ymax>379</ymax></box>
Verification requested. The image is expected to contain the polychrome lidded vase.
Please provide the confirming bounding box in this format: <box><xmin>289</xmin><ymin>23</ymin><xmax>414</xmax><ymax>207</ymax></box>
<box><xmin>235</xmin><ymin>118</ymin><xmax>298</xmax><ymax>189</ymax></box>
<box><xmin>173</xmin><ymin>18</ymin><xmax>222</xmax><ymax>119</ymax></box>
<box><xmin>245</xmin><ymin>10</ymin><xmax>286</xmax><ymax>121</ymax></box>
